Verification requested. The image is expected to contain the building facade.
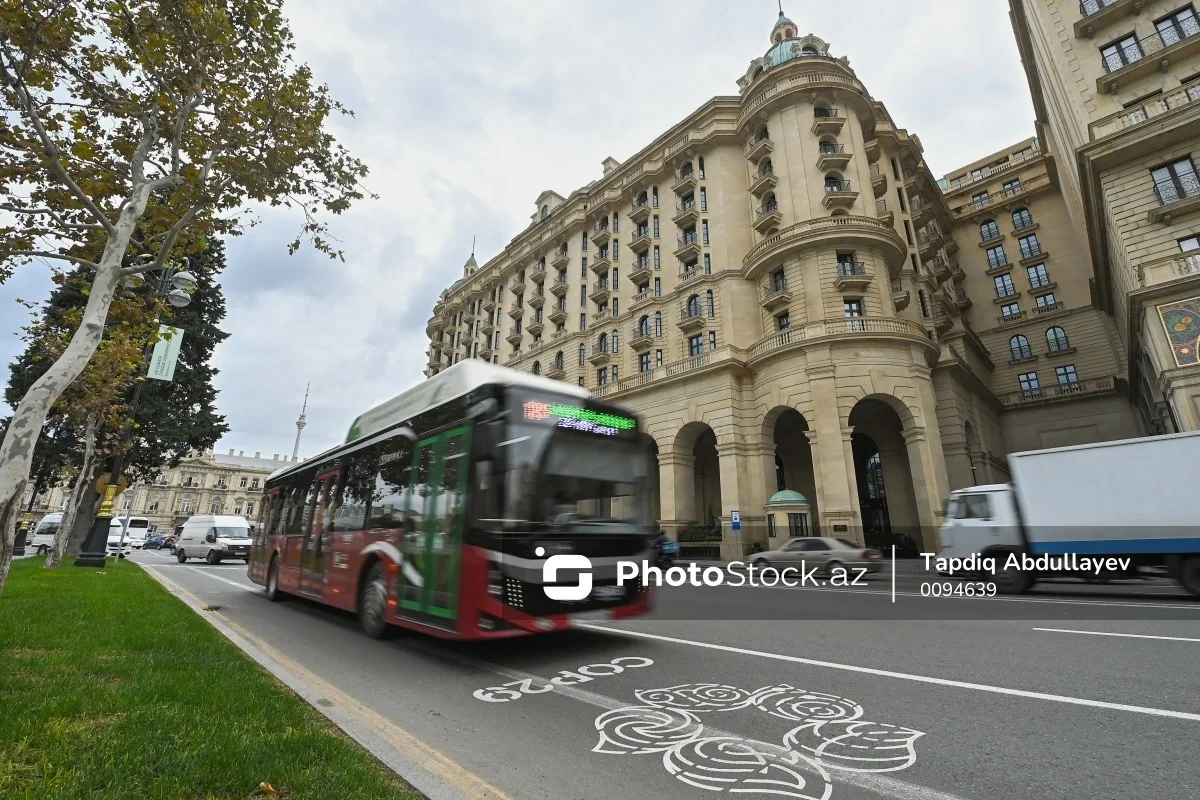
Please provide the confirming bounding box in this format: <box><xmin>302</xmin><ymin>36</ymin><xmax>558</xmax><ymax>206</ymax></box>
<box><xmin>20</xmin><ymin>449</ymin><xmax>298</xmax><ymax>534</ymax></box>
<box><xmin>423</xmin><ymin>11</ymin><xmax>1171</xmax><ymax>558</ymax></box>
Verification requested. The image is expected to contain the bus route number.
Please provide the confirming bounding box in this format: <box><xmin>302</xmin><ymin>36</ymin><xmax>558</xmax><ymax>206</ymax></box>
<box><xmin>473</xmin><ymin>657</ymin><xmax>653</xmax><ymax>703</ymax></box>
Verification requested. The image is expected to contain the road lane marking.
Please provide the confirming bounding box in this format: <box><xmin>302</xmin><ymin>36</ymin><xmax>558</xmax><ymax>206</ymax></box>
<box><xmin>1033</xmin><ymin>627</ymin><xmax>1200</xmax><ymax>643</ymax></box>
<box><xmin>144</xmin><ymin>565</ymin><xmax>516</xmax><ymax>800</ymax></box>
<box><xmin>579</xmin><ymin>625</ymin><xmax>1200</xmax><ymax>722</ymax></box>
<box><xmin>417</xmin><ymin>643</ymin><xmax>969</xmax><ymax>800</ymax></box>
<box><xmin>178</xmin><ymin>566</ymin><xmax>259</xmax><ymax>592</ymax></box>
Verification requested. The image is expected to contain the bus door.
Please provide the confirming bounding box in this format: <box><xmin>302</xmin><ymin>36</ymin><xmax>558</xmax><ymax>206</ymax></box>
<box><xmin>399</xmin><ymin>427</ymin><xmax>470</xmax><ymax>625</ymax></box>
<box><xmin>249</xmin><ymin>489</ymin><xmax>279</xmax><ymax>582</ymax></box>
<box><xmin>300</xmin><ymin>469</ymin><xmax>338</xmax><ymax>597</ymax></box>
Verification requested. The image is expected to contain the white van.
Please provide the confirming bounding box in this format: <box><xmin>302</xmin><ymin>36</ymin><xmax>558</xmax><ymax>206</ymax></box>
<box><xmin>175</xmin><ymin>515</ymin><xmax>253</xmax><ymax>564</ymax></box>
<box><xmin>30</xmin><ymin>512</ymin><xmax>129</xmax><ymax>557</ymax></box>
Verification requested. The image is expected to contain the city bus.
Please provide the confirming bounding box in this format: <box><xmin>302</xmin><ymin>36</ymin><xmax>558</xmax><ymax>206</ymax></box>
<box><xmin>247</xmin><ymin>361</ymin><xmax>655</xmax><ymax>640</ymax></box>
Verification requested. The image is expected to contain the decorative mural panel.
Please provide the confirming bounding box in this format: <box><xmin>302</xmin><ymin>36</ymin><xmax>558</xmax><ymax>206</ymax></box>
<box><xmin>1157</xmin><ymin>296</ymin><xmax>1200</xmax><ymax>367</ymax></box>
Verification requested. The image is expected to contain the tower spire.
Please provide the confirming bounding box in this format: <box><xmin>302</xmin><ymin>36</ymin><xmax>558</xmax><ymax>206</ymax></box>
<box><xmin>292</xmin><ymin>383</ymin><xmax>309</xmax><ymax>461</ymax></box>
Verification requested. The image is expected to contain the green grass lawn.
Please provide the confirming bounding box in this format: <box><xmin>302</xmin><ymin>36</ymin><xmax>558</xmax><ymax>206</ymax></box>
<box><xmin>0</xmin><ymin>557</ymin><xmax>422</xmax><ymax>799</ymax></box>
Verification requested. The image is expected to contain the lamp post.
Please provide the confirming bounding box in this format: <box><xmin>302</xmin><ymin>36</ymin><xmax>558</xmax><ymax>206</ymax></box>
<box><xmin>75</xmin><ymin>260</ymin><xmax>195</xmax><ymax>567</ymax></box>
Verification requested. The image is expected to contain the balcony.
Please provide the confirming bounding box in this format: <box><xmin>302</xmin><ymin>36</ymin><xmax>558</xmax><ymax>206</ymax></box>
<box><xmin>589</xmin><ymin>280</ymin><xmax>611</xmax><ymax>303</ymax></box>
<box><xmin>673</xmin><ymin>200</ymin><xmax>699</xmax><ymax>227</ymax></box>
<box><xmin>526</xmin><ymin>319</ymin><xmax>544</xmax><ymax>335</ymax></box>
<box><xmin>546</xmin><ymin>365</ymin><xmax>566</xmax><ymax>380</ymax></box>
<box><xmin>461</xmin><ymin>309</ymin><xmax>476</xmax><ymax>324</ymax></box>
<box><xmin>1097</xmin><ymin>22</ymin><xmax>1200</xmax><ymax>94</ymax></box>
<box><xmin>677</xmin><ymin>306</ymin><xmax>708</xmax><ymax>332</ymax></box>
<box><xmin>985</xmin><ymin>258</ymin><xmax>1012</xmax><ymax>276</ymax></box>
<box><xmin>821</xmin><ymin>180</ymin><xmax>858</xmax><ymax>210</ymax></box>
<box><xmin>672</xmin><ymin>169</ymin><xmax>698</xmax><ymax>195</ymax></box>
<box><xmin>510</xmin><ymin>279</ymin><xmax>525</xmax><ymax>295</ymax></box>
<box><xmin>817</xmin><ymin>144</ymin><xmax>852</xmax><ymax>171</ymax></box>
<box><xmin>932</xmin><ymin>257</ymin><xmax>952</xmax><ymax>282</ymax></box>
<box><xmin>753</xmin><ymin>201</ymin><xmax>782</xmax><ymax>232</ymax></box>
<box><xmin>810</xmin><ymin>109</ymin><xmax>844</xmax><ymax>136</ymax></box>
<box><xmin>590</xmin><ymin>254</ymin><xmax>612</xmax><ymax>274</ymax></box>
<box><xmin>629</xmin><ymin>326</ymin><xmax>658</xmax><ymax>350</ymax></box>
<box><xmin>592</xmin><ymin>309</ymin><xmax>612</xmax><ymax>325</ymax></box>
<box><xmin>588</xmin><ymin>343</ymin><xmax>614</xmax><ymax>366</ymax></box>
<box><xmin>550</xmin><ymin>277</ymin><xmax>570</xmax><ymax>297</ymax></box>
<box><xmin>917</xmin><ymin>228</ymin><xmax>942</xmax><ymax>258</ymax></box>
<box><xmin>551</xmin><ymin>249</ymin><xmax>570</xmax><ymax>268</ymax></box>
<box><xmin>869</xmin><ymin>162</ymin><xmax>887</xmax><ymax>197</ymax></box>
<box><xmin>480</xmin><ymin>318</ymin><xmax>495</xmax><ymax>334</ymax></box>
<box><xmin>932</xmin><ymin>303</ymin><xmax>954</xmax><ymax>333</ymax></box>
<box><xmin>629</xmin><ymin>259</ymin><xmax>652</xmax><ymax>283</ymax></box>
<box><xmin>678</xmin><ymin>265</ymin><xmax>704</xmax><ymax>288</ymax></box>
<box><xmin>1035</xmin><ymin>300</ymin><xmax>1064</xmax><ymax>315</ymax></box>
<box><xmin>761</xmin><ymin>280</ymin><xmax>792</xmax><ymax>312</ymax></box>
<box><xmin>592</xmin><ymin>223</ymin><xmax>611</xmax><ymax>246</ymax></box>
<box><xmin>747</xmin><ymin>317</ymin><xmax>933</xmax><ymax>361</ymax></box>
<box><xmin>675</xmin><ymin>232</ymin><xmax>702</xmax><ymax>261</ymax></box>
<box><xmin>628</xmin><ymin>228</ymin><xmax>652</xmax><ymax>253</ymax></box>
<box><xmin>875</xmin><ymin>197</ymin><xmax>893</xmax><ymax>226</ymax></box>
<box><xmin>507</xmin><ymin>305</ymin><xmax>524</xmax><ymax>320</ymax></box>
<box><xmin>506</xmin><ymin>328</ymin><xmax>524</xmax><ymax>345</ymax></box>
<box><xmin>749</xmin><ymin>164</ymin><xmax>777</xmax><ymax>197</ymax></box>
<box><xmin>548</xmin><ymin>304</ymin><xmax>568</xmax><ymax>323</ymax></box>
<box><xmin>530</xmin><ymin>264</ymin><xmax>547</xmax><ymax>283</ymax></box>
<box><xmin>955</xmin><ymin>287</ymin><xmax>973</xmax><ymax>310</ymax></box>
<box><xmin>1149</xmin><ymin>172</ymin><xmax>1200</xmax><ymax>223</ymax></box>
<box><xmin>951</xmin><ymin>261</ymin><xmax>966</xmax><ymax>282</ymax></box>
<box><xmin>629</xmin><ymin>199</ymin><xmax>651</xmax><ymax>224</ymax></box>
<box><xmin>745</xmin><ymin>134</ymin><xmax>773</xmax><ymax>162</ymax></box>
<box><xmin>833</xmin><ymin>261</ymin><xmax>872</xmax><ymax>292</ymax></box>
<box><xmin>997</xmin><ymin>376</ymin><xmax>1117</xmax><ymax>407</ymax></box>
<box><xmin>910</xmin><ymin>197</ymin><xmax>931</xmax><ymax>225</ymax></box>
<box><xmin>528</xmin><ymin>292</ymin><xmax>545</xmax><ymax>309</ymax></box>
<box><xmin>1075</xmin><ymin>0</ymin><xmax>1134</xmax><ymax>39</ymax></box>
<box><xmin>1139</xmin><ymin>252</ymin><xmax>1200</xmax><ymax>287</ymax></box>
<box><xmin>1019</xmin><ymin>246</ymin><xmax>1048</xmax><ymax>266</ymax></box>
<box><xmin>891</xmin><ymin>279</ymin><xmax>910</xmax><ymax>311</ymax></box>
<box><xmin>998</xmin><ymin>309</ymin><xmax>1025</xmax><ymax>325</ymax></box>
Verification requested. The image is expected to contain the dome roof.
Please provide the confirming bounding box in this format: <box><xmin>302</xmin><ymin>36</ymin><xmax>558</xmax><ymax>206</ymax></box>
<box><xmin>765</xmin><ymin>39</ymin><xmax>798</xmax><ymax>68</ymax></box>
<box><xmin>767</xmin><ymin>489</ymin><xmax>809</xmax><ymax>506</ymax></box>
<box><xmin>464</xmin><ymin>252</ymin><xmax>477</xmax><ymax>268</ymax></box>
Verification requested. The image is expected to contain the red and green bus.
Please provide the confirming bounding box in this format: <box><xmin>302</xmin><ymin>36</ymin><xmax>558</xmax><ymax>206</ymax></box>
<box><xmin>247</xmin><ymin>361</ymin><xmax>655</xmax><ymax>640</ymax></box>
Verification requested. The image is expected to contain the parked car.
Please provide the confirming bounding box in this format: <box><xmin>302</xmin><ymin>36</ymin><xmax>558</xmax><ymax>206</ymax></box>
<box><xmin>749</xmin><ymin>536</ymin><xmax>883</xmax><ymax>576</ymax></box>
<box><xmin>164</xmin><ymin>535</ymin><xmax>177</xmax><ymax>553</ymax></box>
<box><xmin>106</xmin><ymin>532</ymin><xmax>132</xmax><ymax>559</ymax></box>
<box><xmin>143</xmin><ymin>534</ymin><xmax>167</xmax><ymax>550</ymax></box>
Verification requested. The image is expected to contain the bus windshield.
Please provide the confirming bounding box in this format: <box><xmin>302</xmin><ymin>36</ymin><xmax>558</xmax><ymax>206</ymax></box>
<box><xmin>503</xmin><ymin>423</ymin><xmax>648</xmax><ymax>530</ymax></box>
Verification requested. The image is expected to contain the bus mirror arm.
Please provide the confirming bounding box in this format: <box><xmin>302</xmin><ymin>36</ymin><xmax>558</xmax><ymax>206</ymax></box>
<box><xmin>468</xmin><ymin>398</ymin><xmax>499</xmax><ymax>421</ymax></box>
<box><xmin>393</xmin><ymin>426</ymin><xmax>417</xmax><ymax>442</ymax></box>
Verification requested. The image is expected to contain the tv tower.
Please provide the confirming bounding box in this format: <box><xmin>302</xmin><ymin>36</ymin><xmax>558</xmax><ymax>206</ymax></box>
<box><xmin>292</xmin><ymin>383</ymin><xmax>309</xmax><ymax>461</ymax></box>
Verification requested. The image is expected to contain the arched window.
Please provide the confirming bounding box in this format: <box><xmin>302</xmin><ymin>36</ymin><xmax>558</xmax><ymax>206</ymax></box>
<box><xmin>638</xmin><ymin>315</ymin><xmax>650</xmax><ymax>336</ymax></box>
<box><xmin>1009</xmin><ymin>335</ymin><xmax>1032</xmax><ymax>361</ymax></box>
<box><xmin>756</xmin><ymin>126</ymin><xmax>768</xmax><ymax>141</ymax></box>
<box><xmin>980</xmin><ymin>219</ymin><xmax>1000</xmax><ymax>240</ymax></box>
<box><xmin>578</xmin><ymin>344</ymin><xmax>586</xmax><ymax>365</ymax></box>
<box><xmin>611</xmin><ymin>328</ymin><xmax>619</xmax><ymax>352</ymax></box>
<box><xmin>598</xmin><ymin>332</ymin><xmax>608</xmax><ymax>351</ymax></box>
<box><xmin>679</xmin><ymin>160</ymin><xmax>694</xmax><ymax>178</ymax></box>
<box><xmin>1046</xmin><ymin>326</ymin><xmax>1069</xmax><ymax>352</ymax></box>
<box><xmin>757</xmin><ymin>158</ymin><xmax>773</xmax><ymax>177</ymax></box>
<box><xmin>824</xmin><ymin>173</ymin><xmax>844</xmax><ymax>192</ymax></box>
<box><xmin>830</xmin><ymin>210</ymin><xmax>849</xmax><ymax>217</ymax></box>
<box><xmin>773</xmin><ymin>32</ymin><xmax>782</xmax><ymax>43</ymax></box>
<box><xmin>751</xmin><ymin>66</ymin><xmax>764</xmax><ymax>80</ymax></box>
<box><xmin>814</xmin><ymin>105</ymin><xmax>833</xmax><ymax>118</ymax></box>
<box><xmin>687</xmin><ymin>294</ymin><xmax>701</xmax><ymax>317</ymax></box>
<box><xmin>554</xmin><ymin>351</ymin><xmax>564</xmax><ymax>370</ymax></box>
<box><xmin>560</xmin><ymin>243</ymin><xmax>569</xmax><ymax>255</ymax></box>
<box><xmin>762</xmin><ymin>191</ymin><xmax>778</xmax><ymax>213</ymax></box>
<box><xmin>698</xmin><ymin>157</ymin><xmax>705</xmax><ymax>179</ymax></box>
<box><xmin>541</xmin><ymin>204</ymin><xmax>549</xmax><ymax>220</ymax></box>
<box><xmin>654</xmin><ymin>311</ymin><xmax>663</xmax><ymax>336</ymax></box>
<box><xmin>818</xmin><ymin>138</ymin><xmax>839</xmax><ymax>154</ymax></box>
<box><xmin>706</xmin><ymin>289</ymin><xmax>715</xmax><ymax>317</ymax></box>
<box><xmin>637</xmin><ymin>191</ymin><xmax>648</xmax><ymax>206</ymax></box>
<box><xmin>532</xmin><ymin>361</ymin><xmax>541</xmax><ymax>375</ymax></box>
<box><xmin>801</xmin><ymin>45</ymin><xmax>818</xmax><ymax>55</ymax></box>
<box><xmin>1012</xmin><ymin>207</ymin><xmax>1033</xmax><ymax>230</ymax></box>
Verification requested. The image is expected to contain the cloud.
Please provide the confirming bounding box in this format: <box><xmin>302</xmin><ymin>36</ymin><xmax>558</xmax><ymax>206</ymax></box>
<box><xmin>0</xmin><ymin>0</ymin><xmax>1035</xmax><ymax>463</ymax></box>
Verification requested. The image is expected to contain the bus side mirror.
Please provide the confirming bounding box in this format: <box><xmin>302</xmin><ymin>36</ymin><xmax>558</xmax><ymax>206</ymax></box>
<box><xmin>468</xmin><ymin>398</ymin><xmax>498</xmax><ymax>421</ymax></box>
<box><xmin>393</xmin><ymin>426</ymin><xmax>416</xmax><ymax>443</ymax></box>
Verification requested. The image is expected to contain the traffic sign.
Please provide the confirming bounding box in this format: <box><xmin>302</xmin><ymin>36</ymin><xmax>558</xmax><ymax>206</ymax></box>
<box><xmin>731</xmin><ymin>510</ymin><xmax>741</xmax><ymax>531</ymax></box>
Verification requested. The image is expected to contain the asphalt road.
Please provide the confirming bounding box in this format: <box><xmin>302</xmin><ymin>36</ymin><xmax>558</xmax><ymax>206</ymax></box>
<box><xmin>128</xmin><ymin>549</ymin><xmax>1200</xmax><ymax>800</ymax></box>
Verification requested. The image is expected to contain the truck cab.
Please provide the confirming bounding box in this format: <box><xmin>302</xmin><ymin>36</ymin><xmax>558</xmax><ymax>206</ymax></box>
<box><xmin>937</xmin><ymin>485</ymin><xmax>1023</xmax><ymax>565</ymax></box>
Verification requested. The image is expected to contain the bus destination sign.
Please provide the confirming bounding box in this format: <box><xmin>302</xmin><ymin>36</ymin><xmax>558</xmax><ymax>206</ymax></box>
<box><xmin>522</xmin><ymin>401</ymin><xmax>636</xmax><ymax>437</ymax></box>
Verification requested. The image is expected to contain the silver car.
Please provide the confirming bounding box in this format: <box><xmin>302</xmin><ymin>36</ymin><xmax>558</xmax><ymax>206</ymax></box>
<box><xmin>750</xmin><ymin>536</ymin><xmax>883</xmax><ymax>575</ymax></box>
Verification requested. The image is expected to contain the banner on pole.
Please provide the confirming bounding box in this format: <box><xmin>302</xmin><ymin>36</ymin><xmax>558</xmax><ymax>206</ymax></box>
<box><xmin>147</xmin><ymin>325</ymin><xmax>184</xmax><ymax>382</ymax></box>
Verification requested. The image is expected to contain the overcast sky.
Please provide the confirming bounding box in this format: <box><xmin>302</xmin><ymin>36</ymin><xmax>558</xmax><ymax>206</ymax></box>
<box><xmin>0</xmin><ymin>0</ymin><xmax>1034</xmax><ymax>463</ymax></box>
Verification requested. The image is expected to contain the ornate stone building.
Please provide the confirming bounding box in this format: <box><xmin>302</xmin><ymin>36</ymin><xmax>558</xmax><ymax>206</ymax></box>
<box><xmin>423</xmin><ymin>11</ymin><xmax>1166</xmax><ymax>558</ymax></box>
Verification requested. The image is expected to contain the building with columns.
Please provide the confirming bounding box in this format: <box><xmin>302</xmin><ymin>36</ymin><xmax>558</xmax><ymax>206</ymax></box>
<box><xmin>423</xmin><ymin>10</ymin><xmax>1182</xmax><ymax>558</ymax></box>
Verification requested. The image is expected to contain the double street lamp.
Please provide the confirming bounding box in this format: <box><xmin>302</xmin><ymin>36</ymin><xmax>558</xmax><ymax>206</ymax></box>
<box><xmin>74</xmin><ymin>259</ymin><xmax>195</xmax><ymax>567</ymax></box>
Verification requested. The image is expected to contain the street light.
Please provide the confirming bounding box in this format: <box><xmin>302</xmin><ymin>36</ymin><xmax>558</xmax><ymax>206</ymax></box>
<box><xmin>75</xmin><ymin>259</ymin><xmax>193</xmax><ymax>567</ymax></box>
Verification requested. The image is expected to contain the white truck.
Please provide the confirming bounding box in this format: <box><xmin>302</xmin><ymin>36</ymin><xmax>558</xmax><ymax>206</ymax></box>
<box><xmin>935</xmin><ymin>431</ymin><xmax>1200</xmax><ymax>596</ymax></box>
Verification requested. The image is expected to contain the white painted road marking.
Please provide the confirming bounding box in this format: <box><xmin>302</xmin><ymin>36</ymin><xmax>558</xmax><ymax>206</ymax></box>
<box><xmin>580</xmin><ymin>625</ymin><xmax>1200</xmax><ymax>723</ymax></box>
<box><xmin>1033</xmin><ymin>627</ymin><xmax>1200</xmax><ymax>643</ymax></box>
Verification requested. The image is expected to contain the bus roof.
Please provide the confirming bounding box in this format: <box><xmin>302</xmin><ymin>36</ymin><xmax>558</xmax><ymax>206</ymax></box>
<box><xmin>344</xmin><ymin>360</ymin><xmax>590</xmax><ymax>446</ymax></box>
<box><xmin>268</xmin><ymin>361</ymin><xmax>592</xmax><ymax>484</ymax></box>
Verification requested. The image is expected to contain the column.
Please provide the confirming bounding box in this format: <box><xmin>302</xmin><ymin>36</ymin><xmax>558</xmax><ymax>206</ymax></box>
<box><xmin>657</xmin><ymin>452</ymin><xmax>694</xmax><ymax>540</ymax></box>
<box><xmin>901</xmin><ymin>426</ymin><xmax>947</xmax><ymax>553</ymax></box>
<box><xmin>714</xmin><ymin>441</ymin><xmax>753</xmax><ymax>561</ymax></box>
<box><xmin>806</xmin><ymin>365</ymin><xmax>858</xmax><ymax>535</ymax></box>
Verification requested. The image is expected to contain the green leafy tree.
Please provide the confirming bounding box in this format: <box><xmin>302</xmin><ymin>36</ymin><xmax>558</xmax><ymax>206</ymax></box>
<box><xmin>0</xmin><ymin>0</ymin><xmax>371</xmax><ymax>594</ymax></box>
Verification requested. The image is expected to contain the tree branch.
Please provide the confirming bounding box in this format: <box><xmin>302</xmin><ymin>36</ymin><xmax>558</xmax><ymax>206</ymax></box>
<box><xmin>0</xmin><ymin>204</ymin><xmax>104</xmax><ymax>231</ymax></box>
<box><xmin>9</xmin><ymin>251</ymin><xmax>101</xmax><ymax>270</ymax></box>
<box><xmin>0</xmin><ymin>51</ymin><xmax>117</xmax><ymax>236</ymax></box>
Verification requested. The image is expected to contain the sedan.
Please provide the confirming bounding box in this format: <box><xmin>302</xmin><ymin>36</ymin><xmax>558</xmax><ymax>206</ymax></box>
<box><xmin>750</xmin><ymin>536</ymin><xmax>883</xmax><ymax>576</ymax></box>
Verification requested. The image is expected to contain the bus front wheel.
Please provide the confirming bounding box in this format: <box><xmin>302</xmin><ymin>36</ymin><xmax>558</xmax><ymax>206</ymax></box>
<box><xmin>265</xmin><ymin>556</ymin><xmax>285</xmax><ymax>602</ymax></box>
<box><xmin>359</xmin><ymin>563</ymin><xmax>392</xmax><ymax>640</ymax></box>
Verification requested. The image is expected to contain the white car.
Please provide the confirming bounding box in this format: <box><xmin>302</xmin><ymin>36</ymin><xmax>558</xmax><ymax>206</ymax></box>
<box><xmin>128</xmin><ymin>534</ymin><xmax>146</xmax><ymax>549</ymax></box>
<box><xmin>106</xmin><ymin>533</ymin><xmax>132</xmax><ymax>559</ymax></box>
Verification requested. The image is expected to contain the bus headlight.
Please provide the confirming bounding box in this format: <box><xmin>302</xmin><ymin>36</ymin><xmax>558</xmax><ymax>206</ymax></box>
<box><xmin>487</xmin><ymin>563</ymin><xmax>503</xmax><ymax>598</ymax></box>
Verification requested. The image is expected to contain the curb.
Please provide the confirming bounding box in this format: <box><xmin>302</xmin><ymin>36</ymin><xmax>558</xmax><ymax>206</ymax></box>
<box><xmin>141</xmin><ymin>565</ymin><xmax>512</xmax><ymax>800</ymax></box>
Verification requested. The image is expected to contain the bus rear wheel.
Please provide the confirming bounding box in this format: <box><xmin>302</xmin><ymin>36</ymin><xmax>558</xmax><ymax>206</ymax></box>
<box><xmin>359</xmin><ymin>563</ymin><xmax>392</xmax><ymax>639</ymax></box>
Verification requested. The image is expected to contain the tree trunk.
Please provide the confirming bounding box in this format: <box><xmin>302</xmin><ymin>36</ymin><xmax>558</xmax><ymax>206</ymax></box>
<box><xmin>0</xmin><ymin>184</ymin><xmax>149</xmax><ymax>596</ymax></box>
<box><xmin>46</xmin><ymin>417</ymin><xmax>99</xmax><ymax>569</ymax></box>
<box><xmin>65</xmin><ymin>486</ymin><xmax>101</xmax><ymax>558</ymax></box>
